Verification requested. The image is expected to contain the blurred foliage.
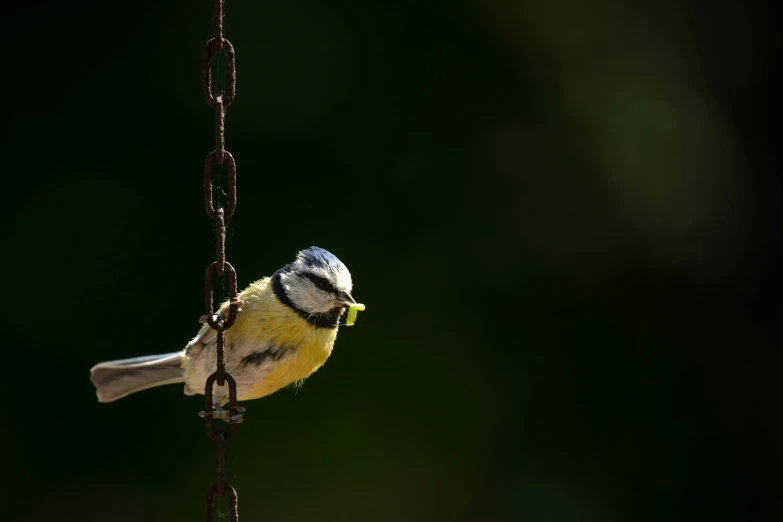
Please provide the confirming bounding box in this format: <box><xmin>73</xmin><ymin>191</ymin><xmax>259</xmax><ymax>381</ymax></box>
<box><xmin>1</xmin><ymin>1</ymin><xmax>778</xmax><ymax>521</ymax></box>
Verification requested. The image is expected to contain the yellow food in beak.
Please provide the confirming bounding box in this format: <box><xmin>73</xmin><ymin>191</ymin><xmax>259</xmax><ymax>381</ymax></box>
<box><xmin>346</xmin><ymin>303</ymin><xmax>366</xmax><ymax>326</ymax></box>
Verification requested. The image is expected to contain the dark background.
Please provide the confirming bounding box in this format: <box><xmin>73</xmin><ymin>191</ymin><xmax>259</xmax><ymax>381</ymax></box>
<box><xmin>2</xmin><ymin>1</ymin><xmax>779</xmax><ymax>521</ymax></box>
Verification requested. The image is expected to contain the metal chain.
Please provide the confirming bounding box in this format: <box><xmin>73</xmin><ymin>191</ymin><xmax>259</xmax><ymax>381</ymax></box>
<box><xmin>201</xmin><ymin>1</ymin><xmax>240</xmax><ymax>521</ymax></box>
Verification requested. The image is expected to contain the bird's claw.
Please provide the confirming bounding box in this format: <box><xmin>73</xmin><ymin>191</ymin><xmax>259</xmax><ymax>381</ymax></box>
<box><xmin>198</xmin><ymin>301</ymin><xmax>244</xmax><ymax>324</ymax></box>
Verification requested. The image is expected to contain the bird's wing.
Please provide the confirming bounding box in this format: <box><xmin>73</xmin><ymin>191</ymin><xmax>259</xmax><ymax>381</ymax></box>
<box><xmin>185</xmin><ymin>324</ymin><xmax>214</xmax><ymax>356</ymax></box>
<box><xmin>185</xmin><ymin>299</ymin><xmax>234</xmax><ymax>356</ymax></box>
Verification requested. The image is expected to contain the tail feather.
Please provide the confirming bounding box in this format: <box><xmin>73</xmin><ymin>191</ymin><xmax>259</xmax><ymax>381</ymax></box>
<box><xmin>90</xmin><ymin>352</ymin><xmax>185</xmax><ymax>403</ymax></box>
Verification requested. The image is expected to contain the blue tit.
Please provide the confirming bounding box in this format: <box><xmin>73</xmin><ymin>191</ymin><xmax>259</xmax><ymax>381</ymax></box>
<box><xmin>90</xmin><ymin>246</ymin><xmax>361</xmax><ymax>407</ymax></box>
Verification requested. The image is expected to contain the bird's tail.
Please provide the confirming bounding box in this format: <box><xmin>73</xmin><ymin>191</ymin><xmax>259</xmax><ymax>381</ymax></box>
<box><xmin>90</xmin><ymin>352</ymin><xmax>185</xmax><ymax>403</ymax></box>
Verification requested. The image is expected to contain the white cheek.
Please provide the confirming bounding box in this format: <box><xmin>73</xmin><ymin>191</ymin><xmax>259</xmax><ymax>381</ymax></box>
<box><xmin>285</xmin><ymin>277</ymin><xmax>334</xmax><ymax>313</ymax></box>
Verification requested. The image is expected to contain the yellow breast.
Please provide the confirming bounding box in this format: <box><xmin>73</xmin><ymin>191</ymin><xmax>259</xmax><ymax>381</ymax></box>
<box><xmin>224</xmin><ymin>278</ymin><xmax>339</xmax><ymax>401</ymax></box>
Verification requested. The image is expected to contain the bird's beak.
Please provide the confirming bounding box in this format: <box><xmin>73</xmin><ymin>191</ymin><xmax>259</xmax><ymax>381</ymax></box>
<box><xmin>336</xmin><ymin>290</ymin><xmax>357</xmax><ymax>309</ymax></box>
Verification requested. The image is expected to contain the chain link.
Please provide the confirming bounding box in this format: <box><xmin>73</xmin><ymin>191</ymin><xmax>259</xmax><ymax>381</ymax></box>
<box><xmin>214</xmin><ymin>95</ymin><xmax>226</xmax><ymax>164</ymax></box>
<box><xmin>203</xmin><ymin>39</ymin><xmax>236</xmax><ymax>106</ymax></box>
<box><xmin>203</xmin><ymin>150</ymin><xmax>237</xmax><ymax>219</ymax></box>
<box><xmin>201</xmin><ymin>1</ymin><xmax>240</xmax><ymax>520</ymax></box>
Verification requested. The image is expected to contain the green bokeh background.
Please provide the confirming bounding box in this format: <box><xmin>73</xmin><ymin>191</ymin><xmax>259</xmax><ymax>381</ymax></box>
<box><xmin>2</xmin><ymin>1</ymin><xmax>779</xmax><ymax>521</ymax></box>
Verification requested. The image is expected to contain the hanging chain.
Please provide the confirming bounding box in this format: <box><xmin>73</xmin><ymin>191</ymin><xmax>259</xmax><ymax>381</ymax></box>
<box><xmin>201</xmin><ymin>1</ymin><xmax>240</xmax><ymax>521</ymax></box>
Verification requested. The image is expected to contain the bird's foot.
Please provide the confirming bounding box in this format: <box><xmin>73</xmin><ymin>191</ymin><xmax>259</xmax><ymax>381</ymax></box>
<box><xmin>198</xmin><ymin>301</ymin><xmax>245</xmax><ymax>324</ymax></box>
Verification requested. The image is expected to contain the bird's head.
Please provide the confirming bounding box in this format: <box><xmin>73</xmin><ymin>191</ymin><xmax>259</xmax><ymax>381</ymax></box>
<box><xmin>272</xmin><ymin>247</ymin><xmax>355</xmax><ymax>328</ymax></box>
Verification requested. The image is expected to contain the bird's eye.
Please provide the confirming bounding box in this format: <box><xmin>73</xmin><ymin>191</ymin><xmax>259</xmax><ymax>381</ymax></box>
<box><xmin>317</xmin><ymin>278</ymin><xmax>329</xmax><ymax>289</ymax></box>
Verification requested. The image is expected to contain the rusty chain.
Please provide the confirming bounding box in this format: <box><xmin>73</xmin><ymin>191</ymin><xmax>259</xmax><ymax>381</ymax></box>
<box><xmin>201</xmin><ymin>1</ymin><xmax>240</xmax><ymax>521</ymax></box>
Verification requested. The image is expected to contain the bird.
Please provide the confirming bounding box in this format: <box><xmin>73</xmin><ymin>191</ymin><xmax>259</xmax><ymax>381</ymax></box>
<box><xmin>90</xmin><ymin>246</ymin><xmax>359</xmax><ymax>411</ymax></box>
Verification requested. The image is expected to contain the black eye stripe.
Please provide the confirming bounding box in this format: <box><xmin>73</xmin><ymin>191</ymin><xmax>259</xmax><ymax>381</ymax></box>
<box><xmin>298</xmin><ymin>272</ymin><xmax>322</xmax><ymax>285</ymax></box>
<box><xmin>298</xmin><ymin>272</ymin><xmax>336</xmax><ymax>293</ymax></box>
<box><xmin>271</xmin><ymin>267</ymin><xmax>340</xmax><ymax>329</ymax></box>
